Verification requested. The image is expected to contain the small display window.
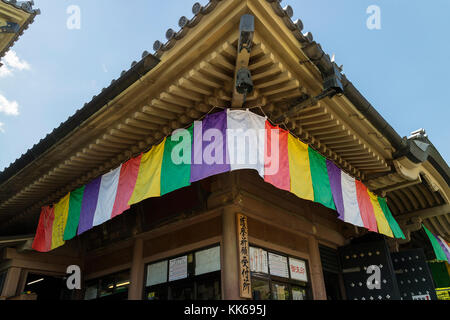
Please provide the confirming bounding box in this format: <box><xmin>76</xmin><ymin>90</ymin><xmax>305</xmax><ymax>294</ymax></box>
<box><xmin>250</xmin><ymin>246</ymin><xmax>310</xmax><ymax>300</ymax></box>
<box><xmin>145</xmin><ymin>245</ymin><xmax>221</xmax><ymax>300</ymax></box>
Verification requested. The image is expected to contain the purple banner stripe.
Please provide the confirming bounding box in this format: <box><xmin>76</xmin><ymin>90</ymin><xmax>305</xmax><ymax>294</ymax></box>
<box><xmin>327</xmin><ymin>160</ymin><xmax>345</xmax><ymax>221</ymax></box>
<box><xmin>436</xmin><ymin>235</ymin><xmax>450</xmax><ymax>262</ymax></box>
<box><xmin>190</xmin><ymin>110</ymin><xmax>230</xmax><ymax>183</ymax></box>
<box><xmin>77</xmin><ymin>177</ymin><xmax>101</xmax><ymax>235</ymax></box>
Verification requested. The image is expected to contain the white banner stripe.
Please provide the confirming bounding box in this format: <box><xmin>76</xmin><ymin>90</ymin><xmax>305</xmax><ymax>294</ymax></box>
<box><xmin>226</xmin><ymin>109</ymin><xmax>266</xmax><ymax>178</ymax></box>
<box><xmin>341</xmin><ymin>172</ymin><xmax>364</xmax><ymax>228</ymax></box>
<box><xmin>437</xmin><ymin>235</ymin><xmax>450</xmax><ymax>254</ymax></box>
<box><xmin>93</xmin><ymin>165</ymin><xmax>122</xmax><ymax>227</ymax></box>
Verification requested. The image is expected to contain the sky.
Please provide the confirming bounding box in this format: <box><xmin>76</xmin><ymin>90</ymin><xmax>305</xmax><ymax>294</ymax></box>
<box><xmin>0</xmin><ymin>0</ymin><xmax>449</xmax><ymax>172</ymax></box>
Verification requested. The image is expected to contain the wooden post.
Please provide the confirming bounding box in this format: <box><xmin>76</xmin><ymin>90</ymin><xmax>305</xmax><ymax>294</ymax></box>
<box><xmin>308</xmin><ymin>236</ymin><xmax>327</xmax><ymax>300</ymax></box>
<box><xmin>2</xmin><ymin>267</ymin><xmax>21</xmax><ymax>298</ymax></box>
<box><xmin>128</xmin><ymin>238</ymin><xmax>144</xmax><ymax>300</ymax></box>
<box><xmin>222</xmin><ymin>206</ymin><xmax>241</xmax><ymax>300</ymax></box>
<box><xmin>232</xmin><ymin>15</ymin><xmax>254</xmax><ymax>107</ymax></box>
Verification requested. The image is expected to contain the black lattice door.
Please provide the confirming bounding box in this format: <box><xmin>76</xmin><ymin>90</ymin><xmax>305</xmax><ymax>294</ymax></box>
<box><xmin>339</xmin><ymin>239</ymin><xmax>401</xmax><ymax>300</ymax></box>
<box><xmin>391</xmin><ymin>249</ymin><xmax>437</xmax><ymax>300</ymax></box>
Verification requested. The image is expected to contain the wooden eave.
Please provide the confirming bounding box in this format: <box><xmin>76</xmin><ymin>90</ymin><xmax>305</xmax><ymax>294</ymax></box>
<box><xmin>0</xmin><ymin>0</ymin><xmax>447</xmax><ymax>242</ymax></box>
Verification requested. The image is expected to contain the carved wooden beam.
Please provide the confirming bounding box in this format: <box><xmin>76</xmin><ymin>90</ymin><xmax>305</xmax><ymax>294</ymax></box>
<box><xmin>396</xmin><ymin>204</ymin><xmax>450</xmax><ymax>222</ymax></box>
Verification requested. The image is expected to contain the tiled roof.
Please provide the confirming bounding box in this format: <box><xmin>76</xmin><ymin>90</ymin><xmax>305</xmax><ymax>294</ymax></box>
<box><xmin>1</xmin><ymin>0</ymin><xmax>448</xmax><ymax>190</ymax></box>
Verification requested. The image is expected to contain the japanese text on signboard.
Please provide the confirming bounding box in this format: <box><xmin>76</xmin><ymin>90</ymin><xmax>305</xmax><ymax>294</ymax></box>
<box><xmin>237</xmin><ymin>214</ymin><xmax>251</xmax><ymax>299</ymax></box>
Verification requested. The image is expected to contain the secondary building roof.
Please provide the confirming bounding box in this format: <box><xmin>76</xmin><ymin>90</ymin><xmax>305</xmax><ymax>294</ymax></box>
<box><xmin>0</xmin><ymin>0</ymin><xmax>39</xmax><ymax>63</ymax></box>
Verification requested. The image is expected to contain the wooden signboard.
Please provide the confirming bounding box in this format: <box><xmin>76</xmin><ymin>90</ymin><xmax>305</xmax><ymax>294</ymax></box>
<box><xmin>237</xmin><ymin>213</ymin><xmax>252</xmax><ymax>299</ymax></box>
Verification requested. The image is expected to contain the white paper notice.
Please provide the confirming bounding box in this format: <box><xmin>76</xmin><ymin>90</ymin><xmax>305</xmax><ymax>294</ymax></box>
<box><xmin>268</xmin><ymin>253</ymin><xmax>289</xmax><ymax>278</ymax></box>
<box><xmin>146</xmin><ymin>260</ymin><xmax>168</xmax><ymax>287</ymax></box>
<box><xmin>169</xmin><ymin>256</ymin><xmax>188</xmax><ymax>282</ymax></box>
<box><xmin>195</xmin><ymin>246</ymin><xmax>221</xmax><ymax>276</ymax></box>
<box><xmin>250</xmin><ymin>247</ymin><xmax>268</xmax><ymax>274</ymax></box>
<box><xmin>289</xmin><ymin>258</ymin><xmax>308</xmax><ymax>282</ymax></box>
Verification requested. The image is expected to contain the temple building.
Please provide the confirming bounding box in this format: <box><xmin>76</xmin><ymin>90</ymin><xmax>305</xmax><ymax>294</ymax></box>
<box><xmin>0</xmin><ymin>0</ymin><xmax>449</xmax><ymax>301</ymax></box>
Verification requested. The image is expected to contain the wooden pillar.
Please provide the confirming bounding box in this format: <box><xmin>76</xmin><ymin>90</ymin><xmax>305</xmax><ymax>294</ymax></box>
<box><xmin>128</xmin><ymin>238</ymin><xmax>144</xmax><ymax>300</ymax></box>
<box><xmin>222</xmin><ymin>205</ymin><xmax>241</xmax><ymax>300</ymax></box>
<box><xmin>308</xmin><ymin>236</ymin><xmax>327</xmax><ymax>300</ymax></box>
<box><xmin>2</xmin><ymin>267</ymin><xmax>21</xmax><ymax>298</ymax></box>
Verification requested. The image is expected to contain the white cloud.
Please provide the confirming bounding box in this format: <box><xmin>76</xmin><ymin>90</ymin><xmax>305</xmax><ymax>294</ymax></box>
<box><xmin>3</xmin><ymin>50</ymin><xmax>30</xmax><ymax>71</ymax></box>
<box><xmin>0</xmin><ymin>122</ymin><xmax>4</xmax><ymax>133</ymax></box>
<box><xmin>0</xmin><ymin>94</ymin><xmax>19</xmax><ymax>116</ymax></box>
<box><xmin>0</xmin><ymin>66</ymin><xmax>12</xmax><ymax>77</ymax></box>
<box><xmin>0</xmin><ymin>50</ymin><xmax>30</xmax><ymax>78</ymax></box>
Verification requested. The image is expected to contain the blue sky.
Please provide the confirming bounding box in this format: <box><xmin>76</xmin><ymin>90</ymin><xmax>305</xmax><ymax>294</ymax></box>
<box><xmin>0</xmin><ymin>0</ymin><xmax>449</xmax><ymax>171</ymax></box>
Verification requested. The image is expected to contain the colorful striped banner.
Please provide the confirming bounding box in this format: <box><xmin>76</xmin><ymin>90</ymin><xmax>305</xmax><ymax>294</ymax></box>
<box><xmin>423</xmin><ymin>224</ymin><xmax>450</xmax><ymax>263</ymax></box>
<box><xmin>288</xmin><ymin>134</ymin><xmax>314</xmax><ymax>202</ymax></box>
<box><xmin>32</xmin><ymin>206</ymin><xmax>55</xmax><ymax>252</ymax></box>
<box><xmin>369</xmin><ymin>191</ymin><xmax>393</xmax><ymax>238</ymax></box>
<box><xmin>327</xmin><ymin>160</ymin><xmax>345</xmax><ymax>221</ymax></box>
<box><xmin>129</xmin><ymin>140</ymin><xmax>166</xmax><ymax>205</ymax></box>
<box><xmin>32</xmin><ymin>109</ymin><xmax>409</xmax><ymax>252</ymax></box>
<box><xmin>227</xmin><ymin>109</ymin><xmax>266</xmax><ymax>177</ymax></box>
<box><xmin>93</xmin><ymin>165</ymin><xmax>122</xmax><ymax>227</ymax></box>
<box><xmin>190</xmin><ymin>111</ymin><xmax>230</xmax><ymax>182</ymax></box>
<box><xmin>264</xmin><ymin>122</ymin><xmax>290</xmax><ymax>191</ymax></box>
<box><xmin>377</xmin><ymin>196</ymin><xmax>405</xmax><ymax>239</ymax></box>
<box><xmin>309</xmin><ymin>147</ymin><xmax>336</xmax><ymax>211</ymax></box>
<box><xmin>355</xmin><ymin>181</ymin><xmax>378</xmax><ymax>232</ymax></box>
<box><xmin>51</xmin><ymin>193</ymin><xmax>70</xmax><ymax>250</ymax></box>
<box><xmin>341</xmin><ymin>171</ymin><xmax>365</xmax><ymax>228</ymax></box>
<box><xmin>77</xmin><ymin>177</ymin><xmax>101</xmax><ymax>236</ymax></box>
<box><xmin>436</xmin><ymin>235</ymin><xmax>450</xmax><ymax>263</ymax></box>
<box><xmin>63</xmin><ymin>186</ymin><xmax>85</xmax><ymax>241</ymax></box>
<box><xmin>111</xmin><ymin>155</ymin><xmax>142</xmax><ymax>218</ymax></box>
<box><xmin>161</xmin><ymin>126</ymin><xmax>192</xmax><ymax>196</ymax></box>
